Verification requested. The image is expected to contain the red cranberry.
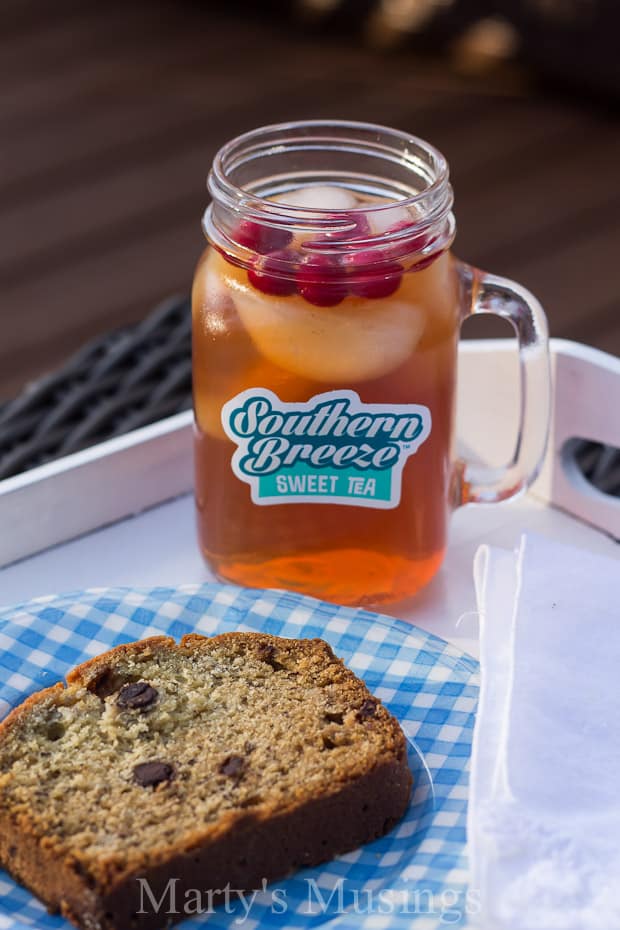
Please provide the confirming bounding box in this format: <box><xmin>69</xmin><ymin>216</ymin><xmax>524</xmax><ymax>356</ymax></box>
<box><xmin>234</xmin><ymin>219</ymin><xmax>292</xmax><ymax>255</ymax></box>
<box><xmin>339</xmin><ymin>212</ymin><xmax>372</xmax><ymax>239</ymax></box>
<box><xmin>385</xmin><ymin>220</ymin><xmax>434</xmax><ymax>260</ymax></box>
<box><xmin>344</xmin><ymin>249</ymin><xmax>403</xmax><ymax>299</ymax></box>
<box><xmin>296</xmin><ymin>253</ymin><xmax>348</xmax><ymax>307</ymax></box>
<box><xmin>247</xmin><ymin>249</ymin><xmax>298</xmax><ymax>296</ymax></box>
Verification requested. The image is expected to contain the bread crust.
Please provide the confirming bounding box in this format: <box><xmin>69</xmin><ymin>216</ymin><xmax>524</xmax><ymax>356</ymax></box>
<box><xmin>0</xmin><ymin>632</ymin><xmax>412</xmax><ymax>930</ymax></box>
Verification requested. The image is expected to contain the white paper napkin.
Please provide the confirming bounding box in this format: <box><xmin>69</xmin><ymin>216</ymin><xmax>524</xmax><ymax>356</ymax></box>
<box><xmin>469</xmin><ymin>533</ymin><xmax>620</xmax><ymax>930</ymax></box>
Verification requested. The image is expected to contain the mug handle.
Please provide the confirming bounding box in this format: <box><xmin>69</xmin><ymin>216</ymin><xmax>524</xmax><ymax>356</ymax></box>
<box><xmin>456</xmin><ymin>262</ymin><xmax>552</xmax><ymax>504</ymax></box>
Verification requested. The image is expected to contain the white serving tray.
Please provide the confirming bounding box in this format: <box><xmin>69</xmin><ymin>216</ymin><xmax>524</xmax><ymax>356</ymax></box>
<box><xmin>0</xmin><ymin>339</ymin><xmax>618</xmax><ymax>659</ymax></box>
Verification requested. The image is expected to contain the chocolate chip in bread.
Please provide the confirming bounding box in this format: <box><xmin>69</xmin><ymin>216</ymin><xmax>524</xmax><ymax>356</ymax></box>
<box><xmin>0</xmin><ymin>632</ymin><xmax>412</xmax><ymax>930</ymax></box>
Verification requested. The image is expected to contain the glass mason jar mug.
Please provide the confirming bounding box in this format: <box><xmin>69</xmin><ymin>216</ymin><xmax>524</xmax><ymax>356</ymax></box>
<box><xmin>193</xmin><ymin>121</ymin><xmax>550</xmax><ymax>606</ymax></box>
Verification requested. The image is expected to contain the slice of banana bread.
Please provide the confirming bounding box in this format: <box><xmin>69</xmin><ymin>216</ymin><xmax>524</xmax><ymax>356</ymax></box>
<box><xmin>0</xmin><ymin>632</ymin><xmax>411</xmax><ymax>930</ymax></box>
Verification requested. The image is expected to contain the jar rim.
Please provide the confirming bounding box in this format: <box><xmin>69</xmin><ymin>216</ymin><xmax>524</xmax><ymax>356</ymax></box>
<box><xmin>208</xmin><ymin>119</ymin><xmax>451</xmax><ymax>218</ymax></box>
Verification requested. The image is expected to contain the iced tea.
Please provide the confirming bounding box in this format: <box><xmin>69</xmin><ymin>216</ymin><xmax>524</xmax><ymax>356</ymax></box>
<box><xmin>193</xmin><ymin>183</ymin><xmax>460</xmax><ymax>605</ymax></box>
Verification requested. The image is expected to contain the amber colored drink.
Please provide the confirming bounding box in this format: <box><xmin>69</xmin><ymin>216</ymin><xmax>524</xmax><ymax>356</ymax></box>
<box><xmin>192</xmin><ymin>191</ymin><xmax>461</xmax><ymax>605</ymax></box>
<box><xmin>193</xmin><ymin>122</ymin><xmax>551</xmax><ymax>605</ymax></box>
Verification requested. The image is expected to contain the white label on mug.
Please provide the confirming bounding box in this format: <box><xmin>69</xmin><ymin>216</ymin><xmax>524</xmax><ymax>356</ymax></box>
<box><xmin>221</xmin><ymin>389</ymin><xmax>432</xmax><ymax>509</ymax></box>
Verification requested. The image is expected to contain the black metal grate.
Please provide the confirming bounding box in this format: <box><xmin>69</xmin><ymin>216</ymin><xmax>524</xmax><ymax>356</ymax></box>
<box><xmin>0</xmin><ymin>297</ymin><xmax>192</xmax><ymax>481</ymax></box>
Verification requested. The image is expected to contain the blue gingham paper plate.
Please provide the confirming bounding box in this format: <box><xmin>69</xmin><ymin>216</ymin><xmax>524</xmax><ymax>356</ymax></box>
<box><xmin>0</xmin><ymin>584</ymin><xmax>479</xmax><ymax>930</ymax></box>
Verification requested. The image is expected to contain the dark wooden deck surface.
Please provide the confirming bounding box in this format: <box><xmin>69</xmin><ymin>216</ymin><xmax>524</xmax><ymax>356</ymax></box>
<box><xmin>1</xmin><ymin>0</ymin><xmax>619</xmax><ymax>402</ymax></box>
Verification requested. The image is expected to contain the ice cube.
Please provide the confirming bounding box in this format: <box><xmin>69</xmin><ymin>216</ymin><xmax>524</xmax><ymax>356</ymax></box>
<box><xmin>279</xmin><ymin>185</ymin><xmax>358</xmax><ymax>211</ymax></box>
<box><xmin>368</xmin><ymin>204</ymin><xmax>416</xmax><ymax>236</ymax></box>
